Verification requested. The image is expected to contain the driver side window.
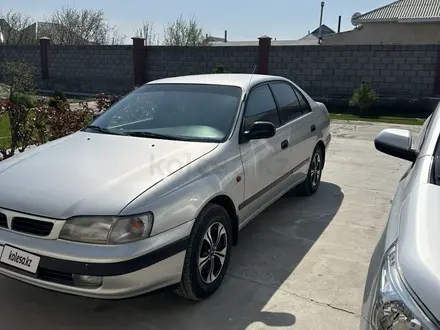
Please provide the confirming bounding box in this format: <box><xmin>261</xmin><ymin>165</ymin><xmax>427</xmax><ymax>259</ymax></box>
<box><xmin>243</xmin><ymin>84</ymin><xmax>280</xmax><ymax>132</ymax></box>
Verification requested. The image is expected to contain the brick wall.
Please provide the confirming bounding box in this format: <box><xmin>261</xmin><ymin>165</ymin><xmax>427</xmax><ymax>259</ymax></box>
<box><xmin>269</xmin><ymin>45</ymin><xmax>439</xmax><ymax>98</ymax></box>
<box><xmin>0</xmin><ymin>45</ymin><xmax>41</xmax><ymax>80</ymax></box>
<box><xmin>146</xmin><ymin>46</ymin><xmax>257</xmax><ymax>81</ymax></box>
<box><xmin>47</xmin><ymin>45</ymin><xmax>133</xmax><ymax>94</ymax></box>
<box><xmin>0</xmin><ymin>42</ymin><xmax>439</xmax><ymax>99</ymax></box>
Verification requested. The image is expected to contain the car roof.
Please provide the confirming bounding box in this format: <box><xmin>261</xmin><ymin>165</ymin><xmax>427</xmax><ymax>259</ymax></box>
<box><xmin>147</xmin><ymin>73</ymin><xmax>291</xmax><ymax>91</ymax></box>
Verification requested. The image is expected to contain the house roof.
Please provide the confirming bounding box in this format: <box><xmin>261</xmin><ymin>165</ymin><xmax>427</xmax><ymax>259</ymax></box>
<box><xmin>353</xmin><ymin>0</ymin><xmax>440</xmax><ymax>24</ymax></box>
<box><xmin>309</xmin><ymin>24</ymin><xmax>335</xmax><ymax>37</ymax></box>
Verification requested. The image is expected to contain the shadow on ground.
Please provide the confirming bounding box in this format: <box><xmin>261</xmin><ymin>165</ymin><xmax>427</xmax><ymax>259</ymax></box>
<box><xmin>0</xmin><ymin>182</ymin><xmax>343</xmax><ymax>330</ymax></box>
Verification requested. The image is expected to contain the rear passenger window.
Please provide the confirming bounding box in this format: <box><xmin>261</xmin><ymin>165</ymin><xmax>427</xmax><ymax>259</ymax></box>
<box><xmin>270</xmin><ymin>82</ymin><xmax>303</xmax><ymax>124</ymax></box>
<box><xmin>294</xmin><ymin>88</ymin><xmax>311</xmax><ymax>113</ymax></box>
<box><xmin>243</xmin><ymin>84</ymin><xmax>280</xmax><ymax>132</ymax></box>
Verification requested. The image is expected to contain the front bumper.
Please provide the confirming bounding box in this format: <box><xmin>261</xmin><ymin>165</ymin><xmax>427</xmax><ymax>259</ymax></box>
<box><xmin>0</xmin><ymin>220</ymin><xmax>194</xmax><ymax>299</ymax></box>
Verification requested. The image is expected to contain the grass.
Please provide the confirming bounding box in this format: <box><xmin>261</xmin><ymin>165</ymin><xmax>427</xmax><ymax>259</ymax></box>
<box><xmin>0</xmin><ymin>114</ymin><xmax>10</xmax><ymax>148</ymax></box>
<box><xmin>330</xmin><ymin>113</ymin><xmax>425</xmax><ymax>126</ymax></box>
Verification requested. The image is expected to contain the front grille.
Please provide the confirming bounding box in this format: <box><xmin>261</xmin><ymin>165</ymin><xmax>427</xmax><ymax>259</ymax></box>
<box><xmin>0</xmin><ymin>213</ymin><xmax>7</xmax><ymax>228</ymax></box>
<box><xmin>38</xmin><ymin>268</ymin><xmax>74</xmax><ymax>286</ymax></box>
<box><xmin>11</xmin><ymin>217</ymin><xmax>53</xmax><ymax>236</ymax></box>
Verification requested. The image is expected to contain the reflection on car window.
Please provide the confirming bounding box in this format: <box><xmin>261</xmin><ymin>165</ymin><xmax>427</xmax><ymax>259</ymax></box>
<box><xmin>91</xmin><ymin>84</ymin><xmax>242</xmax><ymax>142</ymax></box>
<box><xmin>243</xmin><ymin>84</ymin><xmax>280</xmax><ymax>132</ymax></box>
<box><xmin>270</xmin><ymin>82</ymin><xmax>302</xmax><ymax>124</ymax></box>
<box><xmin>108</xmin><ymin>93</ymin><xmax>161</xmax><ymax>127</ymax></box>
<box><xmin>414</xmin><ymin>115</ymin><xmax>432</xmax><ymax>151</ymax></box>
<box><xmin>293</xmin><ymin>87</ymin><xmax>311</xmax><ymax>113</ymax></box>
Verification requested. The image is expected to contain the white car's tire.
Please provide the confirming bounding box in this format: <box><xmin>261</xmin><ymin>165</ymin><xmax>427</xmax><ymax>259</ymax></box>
<box><xmin>175</xmin><ymin>203</ymin><xmax>232</xmax><ymax>301</ymax></box>
<box><xmin>298</xmin><ymin>146</ymin><xmax>324</xmax><ymax>196</ymax></box>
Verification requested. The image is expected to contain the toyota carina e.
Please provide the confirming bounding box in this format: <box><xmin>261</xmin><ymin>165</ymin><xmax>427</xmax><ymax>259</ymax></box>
<box><xmin>0</xmin><ymin>73</ymin><xmax>331</xmax><ymax>300</ymax></box>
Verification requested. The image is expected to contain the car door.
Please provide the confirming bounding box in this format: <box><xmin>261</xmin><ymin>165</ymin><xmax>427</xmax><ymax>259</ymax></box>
<box><xmin>292</xmin><ymin>85</ymin><xmax>319</xmax><ymax>163</ymax></box>
<box><xmin>269</xmin><ymin>81</ymin><xmax>316</xmax><ymax>182</ymax></box>
<box><xmin>238</xmin><ymin>83</ymin><xmax>292</xmax><ymax>221</ymax></box>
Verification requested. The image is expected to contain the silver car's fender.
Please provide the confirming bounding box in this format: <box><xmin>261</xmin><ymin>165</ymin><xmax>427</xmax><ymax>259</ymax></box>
<box><xmin>360</xmin><ymin>155</ymin><xmax>432</xmax><ymax>324</ymax></box>
<box><xmin>119</xmin><ymin>141</ymin><xmax>245</xmax><ymax>237</ymax></box>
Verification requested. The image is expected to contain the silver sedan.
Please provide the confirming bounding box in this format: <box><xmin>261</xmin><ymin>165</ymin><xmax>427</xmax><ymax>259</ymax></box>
<box><xmin>361</xmin><ymin>104</ymin><xmax>440</xmax><ymax>329</ymax></box>
<box><xmin>0</xmin><ymin>73</ymin><xmax>331</xmax><ymax>300</ymax></box>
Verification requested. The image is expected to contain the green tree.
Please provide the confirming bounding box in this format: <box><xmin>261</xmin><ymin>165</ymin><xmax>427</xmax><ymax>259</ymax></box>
<box><xmin>0</xmin><ymin>61</ymin><xmax>37</xmax><ymax>160</ymax></box>
<box><xmin>163</xmin><ymin>14</ymin><xmax>210</xmax><ymax>46</ymax></box>
<box><xmin>43</xmin><ymin>5</ymin><xmax>125</xmax><ymax>45</ymax></box>
<box><xmin>135</xmin><ymin>21</ymin><xmax>159</xmax><ymax>45</ymax></box>
<box><xmin>212</xmin><ymin>64</ymin><xmax>228</xmax><ymax>73</ymax></box>
<box><xmin>349</xmin><ymin>80</ymin><xmax>379</xmax><ymax>116</ymax></box>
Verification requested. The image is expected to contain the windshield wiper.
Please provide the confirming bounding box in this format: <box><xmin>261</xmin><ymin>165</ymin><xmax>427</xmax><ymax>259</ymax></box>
<box><xmin>84</xmin><ymin>125</ymin><xmax>128</xmax><ymax>136</ymax></box>
<box><xmin>125</xmin><ymin>131</ymin><xmax>187</xmax><ymax>141</ymax></box>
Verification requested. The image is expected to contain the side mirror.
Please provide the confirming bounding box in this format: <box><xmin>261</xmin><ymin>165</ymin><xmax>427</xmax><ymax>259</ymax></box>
<box><xmin>244</xmin><ymin>121</ymin><xmax>276</xmax><ymax>141</ymax></box>
<box><xmin>374</xmin><ymin>128</ymin><xmax>417</xmax><ymax>162</ymax></box>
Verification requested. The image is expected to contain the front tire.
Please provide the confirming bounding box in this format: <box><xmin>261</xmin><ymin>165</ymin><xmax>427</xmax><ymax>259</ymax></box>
<box><xmin>175</xmin><ymin>203</ymin><xmax>232</xmax><ymax>301</ymax></box>
<box><xmin>298</xmin><ymin>146</ymin><xmax>324</xmax><ymax>196</ymax></box>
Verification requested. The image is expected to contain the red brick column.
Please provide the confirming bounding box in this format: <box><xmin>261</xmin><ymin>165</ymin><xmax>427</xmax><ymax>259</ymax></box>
<box><xmin>39</xmin><ymin>37</ymin><xmax>50</xmax><ymax>79</ymax></box>
<box><xmin>257</xmin><ymin>35</ymin><xmax>272</xmax><ymax>75</ymax></box>
<box><xmin>132</xmin><ymin>37</ymin><xmax>146</xmax><ymax>87</ymax></box>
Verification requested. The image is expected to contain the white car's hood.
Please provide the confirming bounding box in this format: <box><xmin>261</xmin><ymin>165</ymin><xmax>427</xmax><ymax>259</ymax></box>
<box><xmin>0</xmin><ymin>132</ymin><xmax>218</xmax><ymax>219</ymax></box>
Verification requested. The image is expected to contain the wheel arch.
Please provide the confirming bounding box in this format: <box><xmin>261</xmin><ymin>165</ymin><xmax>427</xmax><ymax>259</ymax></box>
<box><xmin>316</xmin><ymin>139</ymin><xmax>326</xmax><ymax>168</ymax></box>
<box><xmin>206</xmin><ymin>195</ymin><xmax>239</xmax><ymax>246</ymax></box>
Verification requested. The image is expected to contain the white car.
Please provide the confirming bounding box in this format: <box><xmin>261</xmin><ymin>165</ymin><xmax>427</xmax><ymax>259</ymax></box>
<box><xmin>0</xmin><ymin>73</ymin><xmax>331</xmax><ymax>300</ymax></box>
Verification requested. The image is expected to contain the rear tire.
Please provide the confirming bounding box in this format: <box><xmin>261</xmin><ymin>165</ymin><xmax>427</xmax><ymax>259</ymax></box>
<box><xmin>175</xmin><ymin>203</ymin><xmax>232</xmax><ymax>301</ymax></box>
<box><xmin>298</xmin><ymin>146</ymin><xmax>324</xmax><ymax>196</ymax></box>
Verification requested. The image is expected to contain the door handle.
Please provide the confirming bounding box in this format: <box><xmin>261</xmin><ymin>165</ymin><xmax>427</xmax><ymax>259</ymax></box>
<box><xmin>281</xmin><ymin>140</ymin><xmax>289</xmax><ymax>150</ymax></box>
<box><xmin>310</xmin><ymin>125</ymin><xmax>316</xmax><ymax>132</ymax></box>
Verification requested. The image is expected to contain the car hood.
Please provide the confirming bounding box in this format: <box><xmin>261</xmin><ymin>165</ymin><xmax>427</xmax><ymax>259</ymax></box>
<box><xmin>0</xmin><ymin>132</ymin><xmax>218</xmax><ymax>219</ymax></box>
<box><xmin>398</xmin><ymin>183</ymin><xmax>440</xmax><ymax>322</ymax></box>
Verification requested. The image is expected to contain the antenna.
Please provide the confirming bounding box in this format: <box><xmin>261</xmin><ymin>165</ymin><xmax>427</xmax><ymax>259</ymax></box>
<box><xmin>246</xmin><ymin>64</ymin><xmax>257</xmax><ymax>91</ymax></box>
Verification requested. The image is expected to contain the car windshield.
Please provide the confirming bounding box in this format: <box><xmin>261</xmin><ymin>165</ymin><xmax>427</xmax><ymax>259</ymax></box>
<box><xmin>87</xmin><ymin>83</ymin><xmax>243</xmax><ymax>142</ymax></box>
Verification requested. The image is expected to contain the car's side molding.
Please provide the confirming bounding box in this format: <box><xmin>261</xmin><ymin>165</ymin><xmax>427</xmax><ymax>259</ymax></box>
<box><xmin>238</xmin><ymin>157</ymin><xmax>310</xmax><ymax>211</ymax></box>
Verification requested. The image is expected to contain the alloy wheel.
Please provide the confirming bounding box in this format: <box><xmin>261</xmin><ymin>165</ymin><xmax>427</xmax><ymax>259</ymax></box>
<box><xmin>310</xmin><ymin>152</ymin><xmax>322</xmax><ymax>187</ymax></box>
<box><xmin>198</xmin><ymin>222</ymin><xmax>228</xmax><ymax>284</ymax></box>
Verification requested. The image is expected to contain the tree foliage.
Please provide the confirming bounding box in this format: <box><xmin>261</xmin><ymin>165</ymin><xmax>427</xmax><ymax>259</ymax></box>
<box><xmin>0</xmin><ymin>60</ymin><xmax>37</xmax><ymax>159</ymax></box>
<box><xmin>163</xmin><ymin>14</ymin><xmax>210</xmax><ymax>46</ymax></box>
<box><xmin>135</xmin><ymin>21</ymin><xmax>159</xmax><ymax>45</ymax></box>
<box><xmin>0</xmin><ymin>10</ymin><xmax>34</xmax><ymax>44</ymax></box>
<box><xmin>42</xmin><ymin>5</ymin><xmax>125</xmax><ymax>45</ymax></box>
<box><xmin>0</xmin><ymin>61</ymin><xmax>35</xmax><ymax>99</ymax></box>
<box><xmin>212</xmin><ymin>64</ymin><xmax>228</xmax><ymax>73</ymax></box>
<box><xmin>349</xmin><ymin>80</ymin><xmax>379</xmax><ymax>116</ymax></box>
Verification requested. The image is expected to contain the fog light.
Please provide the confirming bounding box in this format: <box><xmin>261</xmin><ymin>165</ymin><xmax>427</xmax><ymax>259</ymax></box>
<box><xmin>73</xmin><ymin>274</ymin><xmax>102</xmax><ymax>287</ymax></box>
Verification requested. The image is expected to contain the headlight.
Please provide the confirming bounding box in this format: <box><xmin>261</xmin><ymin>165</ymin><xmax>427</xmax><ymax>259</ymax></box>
<box><xmin>59</xmin><ymin>213</ymin><xmax>154</xmax><ymax>244</ymax></box>
<box><xmin>371</xmin><ymin>242</ymin><xmax>437</xmax><ymax>330</ymax></box>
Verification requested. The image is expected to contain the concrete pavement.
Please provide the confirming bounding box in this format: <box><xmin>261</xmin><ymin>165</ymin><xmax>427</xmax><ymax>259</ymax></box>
<box><xmin>0</xmin><ymin>120</ymin><xmax>420</xmax><ymax>329</ymax></box>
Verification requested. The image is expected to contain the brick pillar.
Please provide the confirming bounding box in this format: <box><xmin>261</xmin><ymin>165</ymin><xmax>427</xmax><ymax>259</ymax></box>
<box><xmin>434</xmin><ymin>48</ymin><xmax>440</xmax><ymax>95</ymax></box>
<box><xmin>39</xmin><ymin>37</ymin><xmax>50</xmax><ymax>79</ymax></box>
<box><xmin>257</xmin><ymin>35</ymin><xmax>272</xmax><ymax>75</ymax></box>
<box><xmin>132</xmin><ymin>37</ymin><xmax>146</xmax><ymax>87</ymax></box>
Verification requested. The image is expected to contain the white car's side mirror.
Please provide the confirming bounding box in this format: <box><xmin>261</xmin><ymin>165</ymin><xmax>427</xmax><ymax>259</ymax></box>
<box><xmin>374</xmin><ymin>128</ymin><xmax>417</xmax><ymax>162</ymax></box>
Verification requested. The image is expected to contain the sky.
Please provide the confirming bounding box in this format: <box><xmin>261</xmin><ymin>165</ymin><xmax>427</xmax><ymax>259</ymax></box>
<box><xmin>2</xmin><ymin>0</ymin><xmax>393</xmax><ymax>43</ymax></box>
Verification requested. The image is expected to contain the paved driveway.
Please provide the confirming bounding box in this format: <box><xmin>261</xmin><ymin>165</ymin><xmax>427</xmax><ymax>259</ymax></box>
<box><xmin>0</xmin><ymin>120</ymin><xmax>421</xmax><ymax>330</ymax></box>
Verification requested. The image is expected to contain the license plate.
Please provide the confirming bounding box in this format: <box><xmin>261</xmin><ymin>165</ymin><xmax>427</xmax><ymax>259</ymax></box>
<box><xmin>0</xmin><ymin>245</ymin><xmax>40</xmax><ymax>274</ymax></box>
